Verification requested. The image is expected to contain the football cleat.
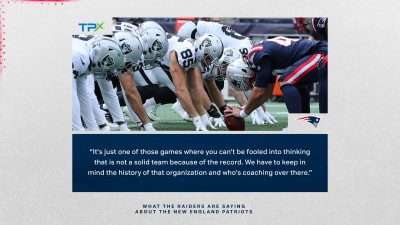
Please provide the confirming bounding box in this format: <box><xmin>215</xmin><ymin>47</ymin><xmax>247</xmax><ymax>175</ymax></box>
<box><xmin>119</xmin><ymin>123</ymin><xmax>130</xmax><ymax>131</ymax></box>
<box><xmin>145</xmin><ymin>104</ymin><xmax>160</xmax><ymax>121</ymax></box>
<box><xmin>182</xmin><ymin>111</ymin><xmax>193</xmax><ymax>122</ymax></box>
<box><xmin>171</xmin><ymin>101</ymin><xmax>187</xmax><ymax>120</ymax></box>
<box><xmin>107</xmin><ymin>122</ymin><xmax>119</xmax><ymax>131</ymax></box>
<box><xmin>100</xmin><ymin>125</ymin><xmax>111</xmax><ymax>131</ymax></box>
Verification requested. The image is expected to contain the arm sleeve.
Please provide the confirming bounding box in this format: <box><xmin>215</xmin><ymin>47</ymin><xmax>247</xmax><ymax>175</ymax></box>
<box><xmin>254</xmin><ymin>56</ymin><xmax>272</xmax><ymax>88</ymax></box>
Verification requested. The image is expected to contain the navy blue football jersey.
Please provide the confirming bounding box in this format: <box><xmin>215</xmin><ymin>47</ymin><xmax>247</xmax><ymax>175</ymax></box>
<box><xmin>247</xmin><ymin>36</ymin><xmax>327</xmax><ymax>88</ymax></box>
<box><xmin>247</xmin><ymin>36</ymin><xmax>321</xmax><ymax>70</ymax></box>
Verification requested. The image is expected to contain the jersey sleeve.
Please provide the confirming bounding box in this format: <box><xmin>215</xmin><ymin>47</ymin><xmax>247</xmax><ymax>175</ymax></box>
<box><xmin>72</xmin><ymin>39</ymin><xmax>90</xmax><ymax>76</ymax></box>
<box><xmin>254</xmin><ymin>56</ymin><xmax>272</xmax><ymax>88</ymax></box>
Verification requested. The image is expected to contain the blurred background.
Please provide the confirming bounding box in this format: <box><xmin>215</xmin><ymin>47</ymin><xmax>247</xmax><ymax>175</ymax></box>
<box><xmin>112</xmin><ymin>17</ymin><xmax>315</xmax><ymax>43</ymax></box>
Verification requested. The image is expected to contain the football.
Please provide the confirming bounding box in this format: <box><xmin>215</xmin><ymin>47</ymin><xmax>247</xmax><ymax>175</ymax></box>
<box><xmin>224</xmin><ymin>106</ymin><xmax>245</xmax><ymax>131</ymax></box>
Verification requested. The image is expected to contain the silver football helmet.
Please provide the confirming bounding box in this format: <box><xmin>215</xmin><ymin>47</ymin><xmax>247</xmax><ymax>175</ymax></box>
<box><xmin>177</xmin><ymin>21</ymin><xmax>199</xmax><ymax>39</ymax></box>
<box><xmin>112</xmin><ymin>22</ymin><xmax>139</xmax><ymax>36</ymax></box>
<box><xmin>212</xmin><ymin>47</ymin><xmax>242</xmax><ymax>80</ymax></box>
<box><xmin>139</xmin><ymin>21</ymin><xmax>165</xmax><ymax>33</ymax></box>
<box><xmin>226</xmin><ymin>59</ymin><xmax>255</xmax><ymax>91</ymax></box>
<box><xmin>195</xmin><ymin>33</ymin><xmax>224</xmax><ymax>68</ymax></box>
<box><xmin>139</xmin><ymin>28</ymin><xmax>168</xmax><ymax>69</ymax></box>
<box><xmin>88</xmin><ymin>37</ymin><xmax>125</xmax><ymax>78</ymax></box>
<box><xmin>113</xmin><ymin>31</ymin><xmax>143</xmax><ymax>69</ymax></box>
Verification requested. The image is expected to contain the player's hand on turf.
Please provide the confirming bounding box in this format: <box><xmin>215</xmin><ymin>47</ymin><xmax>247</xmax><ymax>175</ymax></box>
<box><xmin>224</xmin><ymin>105</ymin><xmax>242</xmax><ymax>118</ymax></box>
<box><xmin>264</xmin><ymin>110</ymin><xmax>278</xmax><ymax>123</ymax></box>
<box><xmin>250</xmin><ymin>110</ymin><xmax>264</xmax><ymax>125</ymax></box>
<box><xmin>140</xmin><ymin>123</ymin><xmax>156</xmax><ymax>131</ymax></box>
<box><xmin>256</xmin><ymin>107</ymin><xmax>274</xmax><ymax>124</ymax></box>
<box><xmin>211</xmin><ymin>117</ymin><xmax>226</xmax><ymax>128</ymax></box>
<box><xmin>193</xmin><ymin>116</ymin><xmax>208</xmax><ymax>131</ymax></box>
<box><xmin>201</xmin><ymin>114</ymin><xmax>216</xmax><ymax>129</ymax></box>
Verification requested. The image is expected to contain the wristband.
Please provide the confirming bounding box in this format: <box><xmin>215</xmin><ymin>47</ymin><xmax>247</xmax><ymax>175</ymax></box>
<box><xmin>219</xmin><ymin>104</ymin><xmax>227</xmax><ymax>114</ymax></box>
<box><xmin>207</xmin><ymin>104</ymin><xmax>221</xmax><ymax>118</ymax></box>
<box><xmin>240</xmin><ymin>110</ymin><xmax>249</xmax><ymax>118</ymax></box>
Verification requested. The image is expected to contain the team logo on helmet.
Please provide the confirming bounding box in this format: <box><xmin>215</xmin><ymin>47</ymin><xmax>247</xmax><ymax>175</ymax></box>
<box><xmin>152</xmin><ymin>40</ymin><xmax>163</xmax><ymax>51</ymax></box>
<box><xmin>101</xmin><ymin>55</ymin><xmax>115</xmax><ymax>66</ymax></box>
<box><xmin>317</xmin><ymin>18</ymin><xmax>327</xmax><ymax>28</ymax></box>
<box><xmin>120</xmin><ymin>42</ymin><xmax>132</xmax><ymax>55</ymax></box>
<box><xmin>201</xmin><ymin>38</ymin><xmax>212</xmax><ymax>47</ymax></box>
<box><xmin>229</xmin><ymin>74</ymin><xmax>241</xmax><ymax>89</ymax></box>
<box><xmin>225</xmin><ymin>49</ymin><xmax>234</xmax><ymax>57</ymax></box>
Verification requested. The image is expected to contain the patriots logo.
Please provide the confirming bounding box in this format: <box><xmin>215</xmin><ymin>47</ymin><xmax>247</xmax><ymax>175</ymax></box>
<box><xmin>296</xmin><ymin>116</ymin><xmax>320</xmax><ymax>128</ymax></box>
<box><xmin>152</xmin><ymin>40</ymin><xmax>163</xmax><ymax>51</ymax></box>
<box><xmin>228</xmin><ymin>74</ymin><xmax>241</xmax><ymax>89</ymax></box>
<box><xmin>317</xmin><ymin>18</ymin><xmax>327</xmax><ymax>28</ymax></box>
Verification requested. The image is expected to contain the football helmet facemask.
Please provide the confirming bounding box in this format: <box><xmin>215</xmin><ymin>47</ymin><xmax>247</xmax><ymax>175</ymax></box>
<box><xmin>212</xmin><ymin>47</ymin><xmax>242</xmax><ymax>81</ymax></box>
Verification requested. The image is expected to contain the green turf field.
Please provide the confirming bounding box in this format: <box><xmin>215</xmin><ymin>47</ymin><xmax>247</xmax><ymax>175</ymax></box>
<box><xmin>124</xmin><ymin>102</ymin><xmax>320</xmax><ymax>131</ymax></box>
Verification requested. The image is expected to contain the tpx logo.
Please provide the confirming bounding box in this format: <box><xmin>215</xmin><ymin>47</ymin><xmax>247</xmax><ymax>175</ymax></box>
<box><xmin>78</xmin><ymin>22</ymin><xmax>104</xmax><ymax>32</ymax></box>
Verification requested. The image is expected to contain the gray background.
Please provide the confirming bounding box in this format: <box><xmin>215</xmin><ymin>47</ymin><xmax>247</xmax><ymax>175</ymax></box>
<box><xmin>0</xmin><ymin>0</ymin><xmax>399</xmax><ymax>224</ymax></box>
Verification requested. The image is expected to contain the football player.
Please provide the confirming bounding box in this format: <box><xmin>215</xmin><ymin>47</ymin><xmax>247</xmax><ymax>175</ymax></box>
<box><xmin>72</xmin><ymin>37</ymin><xmax>124</xmax><ymax>131</ymax></box>
<box><xmin>114</xmin><ymin>22</ymin><xmax>178</xmax><ymax>124</ymax></box>
<box><xmin>178</xmin><ymin>21</ymin><xmax>277</xmax><ymax>124</ymax></box>
<box><xmin>73</xmin><ymin>34</ymin><xmax>132</xmax><ymax>131</ymax></box>
<box><xmin>294</xmin><ymin>17</ymin><xmax>328</xmax><ymax>65</ymax></box>
<box><xmin>159</xmin><ymin>33</ymin><xmax>224</xmax><ymax>130</ymax></box>
<box><xmin>112</xmin><ymin>31</ymin><xmax>157</xmax><ymax>131</ymax></box>
<box><xmin>225</xmin><ymin>36</ymin><xmax>328</xmax><ymax>118</ymax></box>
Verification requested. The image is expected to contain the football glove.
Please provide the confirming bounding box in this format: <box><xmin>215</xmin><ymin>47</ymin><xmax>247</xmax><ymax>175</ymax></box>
<box><xmin>140</xmin><ymin>123</ymin><xmax>156</xmax><ymax>131</ymax></box>
<box><xmin>193</xmin><ymin>116</ymin><xmax>208</xmax><ymax>131</ymax></box>
<box><xmin>210</xmin><ymin>116</ymin><xmax>226</xmax><ymax>128</ymax></box>
<box><xmin>201</xmin><ymin>114</ymin><xmax>216</xmax><ymax>129</ymax></box>
<box><xmin>264</xmin><ymin>110</ymin><xmax>278</xmax><ymax>123</ymax></box>
<box><xmin>250</xmin><ymin>110</ymin><xmax>264</xmax><ymax>125</ymax></box>
<box><xmin>256</xmin><ymin>107</ymin><xmax>274</xmax><ymax>124</ymax></box>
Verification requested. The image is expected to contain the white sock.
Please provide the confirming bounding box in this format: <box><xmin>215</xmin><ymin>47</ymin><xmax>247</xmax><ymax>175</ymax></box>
<box><xmin>143</xmin><ymin>97</ymin><xmax>156</xmax><ymax>108</ymax></box>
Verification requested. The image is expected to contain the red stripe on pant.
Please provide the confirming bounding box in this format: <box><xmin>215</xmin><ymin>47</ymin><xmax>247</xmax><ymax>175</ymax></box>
<box><xmin>323</xmin><ymin>55</ymin><xmax>328</xmax><ymax>67</ymax></box>
<box><xmin>283</xmin><ymin>53</ymin><xmax>323</xmax><ymax>84</ymax></box>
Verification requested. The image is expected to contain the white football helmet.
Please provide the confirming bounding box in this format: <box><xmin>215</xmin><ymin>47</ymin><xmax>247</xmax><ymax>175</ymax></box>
<box><xmin>140</xmin><ymin>28</ymin><xmax>168</xmax><ymax>69</ymax></box>
<box><xmin>212</xmin><ymin>47</ymin><xmax>242</xmax><ymax>80</ymax></box>
<box><xmin>88</xmin><ymin>37</ymin><xmax>125</xmax><ymax>78</ymax></box>
<box><xmin>139</xmin><ymin>21</ymin><xmax>165</xmax><ymax>33</ymax></box>
<box><xmin>226</xmin><ymin>59</ymin><xmax>255</xmax><ymax>91</ymax></box>
<box><xmin>177</xmin><ymin>21</ymin><xmax>199</xmax><ymax>39</ymax></box>
<box><xmin>195</xmin><ymin>34</ymin><xmax>224</xmax><ymax>68</ymax></box>
<box><xmin>113</xmin><ymin>31</ymin><xmax>143</xmax><ymax>69</ymax></box>
<box><xmin>112</xmin><ymin>22</ymin><xmax>139</xmax><ymax>36</ymax></box>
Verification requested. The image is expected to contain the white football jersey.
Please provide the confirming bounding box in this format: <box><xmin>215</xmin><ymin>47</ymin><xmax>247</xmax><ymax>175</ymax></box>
<box><xmin>196</xmin><ymin>21</ymin><xmax>252</xmax><ymax>57</ymax></box>
<box><xmin>72</xmin><ymin>38</ymin><xmax>90</xmax><ymax>77</ymax></box>
<box><xmin>161</xmin><ymin>33</ymin><xmax>197</xmax><ymax>71</ymax></box>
